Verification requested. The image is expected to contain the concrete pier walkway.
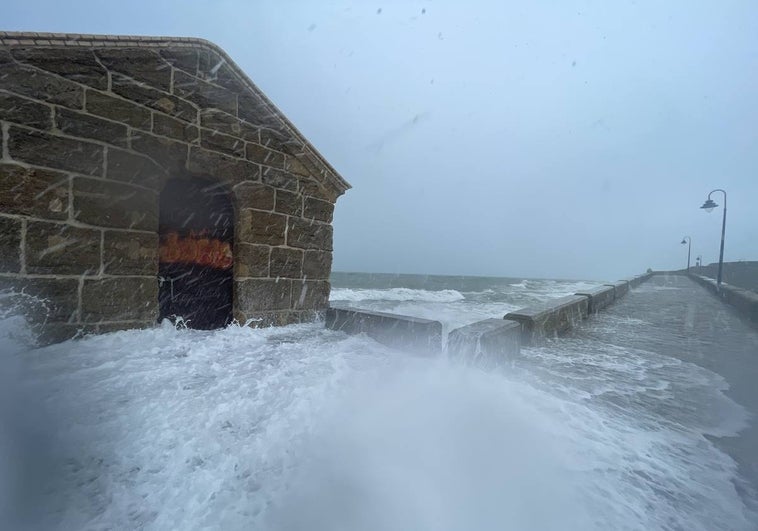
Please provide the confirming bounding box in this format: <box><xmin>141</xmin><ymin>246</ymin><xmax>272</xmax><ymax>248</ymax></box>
<box><xmin>560</xmin><ymin>274</ymin><xmax>758</xmax><ymax>513</ymax></box>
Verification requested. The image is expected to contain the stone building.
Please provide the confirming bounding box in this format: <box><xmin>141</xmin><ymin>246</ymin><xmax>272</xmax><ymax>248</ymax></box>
<box><xmin>0</xmin><ymin>32</ymin><xmax>350</xmax><ymax>342</ymax></box>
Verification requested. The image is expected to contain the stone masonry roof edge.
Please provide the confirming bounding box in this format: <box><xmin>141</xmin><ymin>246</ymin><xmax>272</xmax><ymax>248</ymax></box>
<box><xmin>0</xmin><ymin>30</ymin><xmax>351</xmax><ymax>194</ymax></box>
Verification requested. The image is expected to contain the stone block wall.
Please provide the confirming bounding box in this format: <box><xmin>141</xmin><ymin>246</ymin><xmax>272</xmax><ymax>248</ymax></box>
<box><xmin>0</xmin><ymin>32</ymin><xmax>349</xmax><ymax>342</ymax></box>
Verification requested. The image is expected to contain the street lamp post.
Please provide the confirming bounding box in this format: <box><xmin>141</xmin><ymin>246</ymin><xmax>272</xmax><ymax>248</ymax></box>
<box><xmin>700</xmin><ymin>189</ymin><xmax>727</xmax><ymax>289</ymax></box>
<box><xmin>680</xmin><ymin>236</ymin><xmax>691</xmax><ymax>272</ymax></box>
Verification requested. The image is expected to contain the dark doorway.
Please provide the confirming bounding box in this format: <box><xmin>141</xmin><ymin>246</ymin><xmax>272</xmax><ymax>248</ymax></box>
<box><xmin>158</xmin><ymin>178</ymin><xmax>234</xmax><ymax>329</ymax></box>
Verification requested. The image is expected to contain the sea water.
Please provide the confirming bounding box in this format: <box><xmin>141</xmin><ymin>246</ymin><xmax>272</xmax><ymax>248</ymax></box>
<box><xmin>330</xmin><ymin>272</ymin><xmax>601</xmax><ymax>334</ymax></box>
<box><xmin>0</xmin><ymin>274</ymin><xmax>754</xmax><ymax>530</ymax></box>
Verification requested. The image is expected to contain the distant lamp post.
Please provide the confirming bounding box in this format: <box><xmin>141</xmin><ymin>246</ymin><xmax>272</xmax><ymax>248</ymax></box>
<box><xmin>680</xmin><ymin>236</ymin><xmax>691</xmax><ymax>272</ymax></box>
<box><xmin>696</xmin><ymin>255</ymin><xmax>702</xmax><ymax>268</ymax></box>
<box><xmin>700</xmin><ymin>189</ymin><xmax>727</xmax><ymax>288</ymax></box>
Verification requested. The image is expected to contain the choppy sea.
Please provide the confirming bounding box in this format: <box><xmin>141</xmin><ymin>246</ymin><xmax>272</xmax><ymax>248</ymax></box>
<box><xmin>0</xmin><ymin>272</ymin><xmax>754</xmax><ymax>530</ymax></box>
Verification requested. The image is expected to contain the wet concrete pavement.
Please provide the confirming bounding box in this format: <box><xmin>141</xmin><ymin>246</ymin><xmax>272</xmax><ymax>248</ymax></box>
<box><xmin>572</xmin><ymin>273</ymin><xmax>758</xmax><ymax>513</ymax></box>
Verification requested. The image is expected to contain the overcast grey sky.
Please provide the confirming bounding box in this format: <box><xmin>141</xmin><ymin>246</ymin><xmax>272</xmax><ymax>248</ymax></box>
<box><xmin>4</xmin><ymin>0</ymin><xmax>756</xmax><ymax>280</ymax></box>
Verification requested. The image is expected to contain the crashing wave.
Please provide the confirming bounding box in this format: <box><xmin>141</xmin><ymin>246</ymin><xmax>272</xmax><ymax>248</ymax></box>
<box><xmin>330</xmin><ymin>287</ymin><xmax>466</xmax><ymax>303</ymax></box>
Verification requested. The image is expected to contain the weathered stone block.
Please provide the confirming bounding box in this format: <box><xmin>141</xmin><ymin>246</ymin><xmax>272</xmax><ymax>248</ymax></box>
<box><xmin>303</xmin><ymin>196</ymin><xmax>334</xmax><ymax>223</ymax></box>
<box><xmin>8</xmin><ymin>126</ymin><xmax>103</xmax><ymax>176</ymax></box>
<box><xmin>261</xmin><ymin>167</ymin><xmax>298</xmax><ymax>191</ymax></box>
<box><xmin>106</xmin><ymin>148</ymin><xmax>165</xmax><ymax>189</ymax></box>
<box><xmin>448</xmin><ymin>319</ymin><xmax>521</xmax><ymax>365</ymax></box>
<box><xmin>81</xmin><ymin>277</ymin><xmax>158</xmax><ymax>322</ymax></box>
<box><xmin>274</xmin><ymin>189</ymin><xmax>302</xmax><ymax>216</ymax></box>
<box><xmin>300</xmin><ymin>178</ymin><xmax>337</xmax><ymax>203</ymax></box>
<box><xmin>233</xmin><ymin>243</ymin><xmax>270</xmax><ymax>278</ymax></box>
<box><xmin>326</xmin><ymin>305</ymin><xmax>443</xmax><ymax>355</ymax></box>
<box><xmin>0</xmin><ymin>92</ymin><xmax>52</xmax><ymax>129</ymax></box>
<box><xmin>188</xmin><ymin>147</ymin><xmax>259</xmax><ymax>184</ymax></box>
<box><xmin>292</xmin><ymin>279</ymin><xmax>329</xmax><ymax>309</ymax></box>
<box><xmin>207</xmin><ymin>62</ymin><xmax>247</xmax><ymax>94</ymax></box>
<box><xmin>130</xmin><ymin>131</ymin><xmax>188</xmax><ymax>173</ymax></box>
<box><xmin>73</xmin><ymin>177</ymin><xmax>158</xmax><ymax>231</ymax></box>
<box><xmin>86</xmin><ymin>89</ymin><xmax>151</xmax><ymax>129</ymax></box>
<box><xmin>259</xmin><ymin>127</ymin><xmax>290</xmax><ymax>151</ymax></box>
<box><xmin>12</xmin><ymin>47</ymin><xmax>108</xmax><ymax>89</ymax></box>
<box><xmin>0</xmin><ymin>276</ymin><xmax>79</xmax><ymax>321</ymax></box>
<box><xmin>0</xmin><ymin>62</ymin><xmax>83</xmax><ymax>108</ymax></box>
<box><xmin>293</xmin><ymin>152</ymin><xmax>320</xmax><ymax>175</ymax></box>
<box><xmin>197</xmin><ymin>48</ymin><xmax>226</xmax><ymax>80</ymax></box>
<box><xmin>233</xmin><ymin>182</ymin><xmax>274</xmax><ymax>210</ymax></box>
<box><xmin>287</xmin><ymin>218</ymin><xmax>333</xmax><ymax>250</ymax></box>
<box><xmin>200</xmin><ymin>109</ymin><xmax>259</xmax><ymax>141</ymax></box>
<box><xmin>111</xmin><ymin>74</ymin><xmax>197</xmax><ymax>122</ymax></box>
<box><xmin>246</xmin><ymin>143</ymin><xmax>285</xmax><ymax>168</ymax></box>
<box><xmin>25</xmin><ymin>221</ymin><xmax>101</xmax><ymax>275</ymax></box>
<box><xmin>0</xmin><ymin>216</ymin><xmax>21</xmax><ymax>273</ymax></box>
<box><xmin>96</xmin><ymin>49</ymin><xmax>172</xmax><ymax>91</ymax></box>
<box><xmin>238</xmin><ymin>94</ymin><xmax>279</xmax><ymax>128</ymax></box>
<box><xmin>55</xmin><ymin>107</ymin><xmax>129</xmax><ymax>147</ymax></box>
<box><xmin>270</xmin><ymin>247</ymin><xmax>303</xmax><ymax>278</ymax></box>
<box><xmin>173</xmin><ymin>70</ymin><xmax>237</xmax><ymax>114</ymax></box>
<box><xmin>37</xmin><ymin>323</ymin><xmax>98</xmax><ymax>344</ymax></box>
<box><xmin>235</xmin><ymin>278</ymin><xmax>292</xmax><ymax>311</ymax></box>
<box><xmin>504</xmin><ymin>295</ymin><xmax>589</xmax><ymax>345</ymax></box>
<box><xmin>153</xmin><ymin>112</ymin><xmax>199</xmax><ymax>143</ymax></box>
<box><xmin>159</xmin><ymin>49</ymin><xmax>198</xmax><ymax>76</ymax></box>
<box><xmin>575</xmin><ymin>285</ymin><xmax>616</xmax><ymax>313</ymax></box>
<box><xmin>200</xmin><ymin>128</ymin><xmax>244</xmax><ymax>157</ymax></box>
<box><xmin>302</xmin><ymin>250</ymin><xmax>332</xmax><ymax>279</ymax></box>
<box><xmin>284</xmin><ymin>154</ymin><xmax>311</xmax><ymax>177</ymax></box>
<box><xmin>103</xmin><ymin>230</ymin><xmax>158</xmax><ymax>275</ymax></box>
<box><xmin>238</xmin><ymin>209</ymin><xmax>286</xmax><ymax>246</ymax></box>
<box><xmin>0</xmin><ymin>163</ymin><xmax>69</xmax><ymax>219</ymax></box>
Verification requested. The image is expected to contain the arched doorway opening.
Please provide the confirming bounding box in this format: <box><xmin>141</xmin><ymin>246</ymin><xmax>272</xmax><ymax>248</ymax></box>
<box><xmin>158</xmin><ymin>178</ymin><xmax>234</xmax><ymax>329</ymax></box>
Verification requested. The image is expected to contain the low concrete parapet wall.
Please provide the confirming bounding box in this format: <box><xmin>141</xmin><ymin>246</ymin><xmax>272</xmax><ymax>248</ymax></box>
<box><xmin>605</xmin><ymin>280</ymin><xmax>630</xmax><ymax>298</ymax></box>
<box><xmin>447</xmin><ymin>319</ymin><xmax>521</xmax><ymax>365</ymax></box>
<box><xmin>689</xmin><ymin>274</ymin><xmax>758</xmax><ymax>325</ymax></box>
<box><xmin>502</xmin><ymin>272</ymin><xmax>653</xmax><ymax>346</ymax></box>
<box><xmin>575</xmin><ymin>285</ymin><xmax>616</xmax><ymax>314</ymax></box>
<box><xmin>504</xmin><ymin>295</ymin><xmax>589</xmax><ymax>345</ymax></box>
<box><xmin>326</xmin><ymin>305</ymin><xmax>443</xmax><ymax>354</ymax></box>
<box><xmin>627</xmin><ymin>273</ymin><xmax>653</xmax><ymax>288</ymax></box>
<box><xmin>689</xmin><ymin>274</ymin><xmax>718</xmax><ymax>293</ymax></box>
<box><xmin>720</xmin><ymin>286</ymin><xmax>758</xmax><ymax>324</ymax></box>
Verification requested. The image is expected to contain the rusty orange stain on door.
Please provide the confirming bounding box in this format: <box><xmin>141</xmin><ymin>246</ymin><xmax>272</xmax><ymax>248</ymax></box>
<box><xmin>159</xmin><ymin>231</ymin><xmax>233</xmax><ymax>270</ymax></box>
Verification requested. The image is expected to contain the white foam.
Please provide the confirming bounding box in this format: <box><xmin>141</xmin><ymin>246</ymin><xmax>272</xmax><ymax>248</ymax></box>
<box><xmin>507</xmin><ymin>279</ymin><xmax>602</xmax><ymax>301</ymax></box>
<box><xmin>1</xmin><ymin>290</ymin><xmax>753</xmax><ymax>530</ymax></box>
<box><xmin>330</xmin><ymin>287</ymin><xmax>466</xmax><ymax>303</ymax></box>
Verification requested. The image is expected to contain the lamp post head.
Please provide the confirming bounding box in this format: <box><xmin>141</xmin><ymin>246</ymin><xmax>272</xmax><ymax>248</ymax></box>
<box><xmin>681</xmin><ymin>238</ymin><xmax>687</xmax><ymax>245</ymax></box>
<box><xmin>700</xmin><ymin>199</ymin><xmax>718</xmax><ymax>212</ymax></box>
